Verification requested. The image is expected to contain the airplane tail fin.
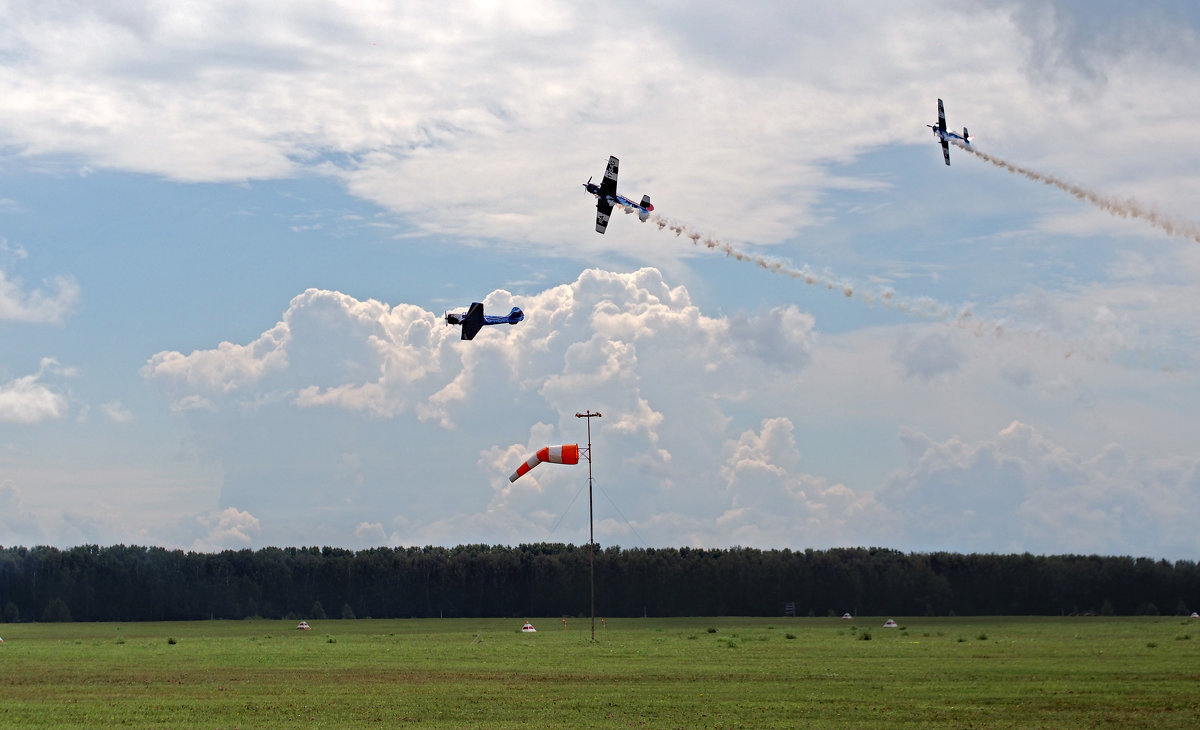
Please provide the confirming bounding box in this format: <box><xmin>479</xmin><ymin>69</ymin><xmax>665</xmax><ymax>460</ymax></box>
<box><xmin>639</xmin><ymin>194</ymin><xmax>653</xmax><ymax>221</ymax></box>
<box><xmin>963</xmin><ymin>127</ymin><xmax>970</xmax><ymax>144</ymax></box>
<box><xmin>507</xmin><ymin>307</ymin><xmax>524</xmax><ymax>324</ymax></box>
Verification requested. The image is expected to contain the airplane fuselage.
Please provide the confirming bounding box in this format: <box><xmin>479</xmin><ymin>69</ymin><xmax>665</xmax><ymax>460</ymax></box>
<box><xmin>928</xmin><ymin>126</ymin><xmax>969</xmax><ymax>145</ymax></box>
<box><xmin>445</xmin><ymin>309</ymin><xmax>523</xmax><ymax>327</ymax></box>
<box><xmin>583</xmin><ymin>182</ymin><xmax>652</xmax><ymax>215</ymax></box>
<box><xmin>445</xmin><ymin>303</ymin><xmax>523</xmax><ymax>340</ymax></box>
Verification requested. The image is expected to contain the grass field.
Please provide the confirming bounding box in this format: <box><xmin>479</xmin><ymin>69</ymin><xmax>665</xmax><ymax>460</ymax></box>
<box><xmin>1</xmin><ymin>616</ymin><xmax>1198</xmax><ymax>728</ymax></box>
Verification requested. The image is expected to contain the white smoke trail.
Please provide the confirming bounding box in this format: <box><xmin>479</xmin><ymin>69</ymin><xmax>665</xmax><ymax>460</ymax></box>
<box><xmin>952</xmin><ymin>141</ymin><xmax>1200</xmax><ymax>245</ymax></box>
<box><xmin>648</xmin><ymin>213</ymin><xmax>1096</xmax><ymax>356</ymax></box>
<box><xmin>654</xmin><ymin>215</ymin><xmax>981</xmax><ymax>324</ymax></box>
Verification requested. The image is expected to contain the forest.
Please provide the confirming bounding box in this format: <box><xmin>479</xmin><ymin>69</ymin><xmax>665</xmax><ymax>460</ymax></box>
<box><xmin>1</xmin><ymin>543</ymin><xmax>1196</xmax><ymax>623</ymax></box>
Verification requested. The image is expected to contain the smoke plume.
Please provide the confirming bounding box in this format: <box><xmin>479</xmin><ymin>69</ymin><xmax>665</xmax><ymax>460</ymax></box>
<box><xmin>654</xmin><ymin>215</ymin><xmax>983</xmax><ymax>325</ymax></box>
<box><xmin>648</xmin><ymin>213</ymin><xmax>1097</xmax><ymax>358</ymax></box>
<box><xmin>953</xmin><ymin>141</ymin><xmax>1200</xmax><ymax>245</ymax></box>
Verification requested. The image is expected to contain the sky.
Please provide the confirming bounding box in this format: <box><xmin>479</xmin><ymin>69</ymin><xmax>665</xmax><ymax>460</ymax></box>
<box><xmin>2</xmin><ymin>1</ymin><xmax>1200</xmax><ymax>558</ymax></box>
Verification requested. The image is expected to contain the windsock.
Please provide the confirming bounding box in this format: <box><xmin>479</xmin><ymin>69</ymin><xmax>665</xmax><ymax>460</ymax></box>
<box><xmin>509</xmin><ymin>444</ymin><xmax>580</xmax><ymax>482</ymax></box>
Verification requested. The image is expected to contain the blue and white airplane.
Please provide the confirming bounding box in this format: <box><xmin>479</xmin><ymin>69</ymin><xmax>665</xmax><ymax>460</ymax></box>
<box><xmin>583</xmin><ymin>156</ymin><xmax>654</xmax><ymax>234</ymax></box>
<box><xmin>445</xmin><ymin>302</ymin><xmax>524</xmax><ymax>340</ymax></box>
<box><xmin>927</xmin><ymin>99</ymin><xmax>971</xmax><ymax>166</ymax></box>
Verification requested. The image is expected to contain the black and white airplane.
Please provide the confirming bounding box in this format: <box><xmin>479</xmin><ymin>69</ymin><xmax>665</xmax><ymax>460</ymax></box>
<box><xmin>583</xmin><ymin>156</ymin><xmax>653</xmax><ymax>234</ymax></box>
<box><xmin>926</xmin><ymin>99</ymin><xmax>971</xmax><ymax>166</ymax></box>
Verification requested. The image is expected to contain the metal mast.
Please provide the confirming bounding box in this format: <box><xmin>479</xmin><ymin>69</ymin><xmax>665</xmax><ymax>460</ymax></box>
<box><xmin>575</xmin><ymin>410</ymin><xmax>601</xmax><ymax>641</ymax></box>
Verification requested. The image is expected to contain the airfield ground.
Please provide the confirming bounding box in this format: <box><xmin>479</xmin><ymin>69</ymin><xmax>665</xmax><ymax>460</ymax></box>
<box><xmin>1</xmin><ymin>616</ymin><xmax>1197</xmax><ymax>727</ymax></box>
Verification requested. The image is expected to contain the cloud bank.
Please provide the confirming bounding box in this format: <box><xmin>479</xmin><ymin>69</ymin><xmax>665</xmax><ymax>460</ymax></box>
<box><xmin>133</xmin><ymin>269</ymin><xmax>1200</xmax><ymax>557</ymax></box>
<box><xmin>5</xmin><ymin>2</ymin><xmax>1199</xmax><ymax>252</ymax></box>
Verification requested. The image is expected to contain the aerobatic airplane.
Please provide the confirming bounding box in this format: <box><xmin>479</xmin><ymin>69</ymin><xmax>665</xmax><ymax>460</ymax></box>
<box><xmin>927</xmin><ymin>98</ymin><xmax>971</xmax><ymax>166</ymax></box>
<box><xmin>583</xmin><ymin>156</ymin><xmax>653</xmax><ymax>234</ymax></box>
<box><xmin>444</xmin><ymin>302</ymin><xmax>524</xmax><ymax>340</ymax></box>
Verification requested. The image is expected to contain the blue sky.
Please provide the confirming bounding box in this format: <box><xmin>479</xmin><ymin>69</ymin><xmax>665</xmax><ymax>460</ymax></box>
<box><xmin>3</xmin><ymin>1</ymin><xmax>1200</xmax><ymax>557</ymax></box>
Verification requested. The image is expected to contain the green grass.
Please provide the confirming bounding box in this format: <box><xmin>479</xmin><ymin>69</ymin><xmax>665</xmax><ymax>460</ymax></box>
<box><xmin>1</xmin><ymin>616</ymin><xmax>1198</xmax><ymax>727</ymax></box>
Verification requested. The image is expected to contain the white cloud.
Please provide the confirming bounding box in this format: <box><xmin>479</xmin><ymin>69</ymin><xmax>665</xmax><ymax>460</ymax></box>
<box><xmin>353</xmin><ymin>521</ymin><xmax>388</xmax><ymax>547</ymax></box>
<box><xmin>0</xmin><ymin>358</ymin><xmax>71</xmax><ymax>423</ymax></box>
<box><xmin>138</xmin><ymin>268</ymin><xmax>826</xmax><ymax>547</ymax></box>
<box><xmin>170</xmin><ymin>394</ymin><xmax>215</xmax><ymax>413</ymax></box>
<box><xmin>6</xmin><ymin>1</ymin><xmax>1196</xmax><ymax>254</ymax></box>
<box><xmin>0</xmin><ymin>269</ymin><xmax>79</xmax><ymax>324</ymax></box>
<box><xmin>141</xmin><ymin>320</ymin><xmax>289</xmax><ymax>392</ymax></box>
<box><xmin>892</xmin><ymin>331</ymin><xmax>963</xmax><ymax>381</ymax></box>
<box><xmin>0</xmin><ymin>237</ymin><xmax>27</xmax><ymax>258</ymax></box>
<box><xmin>144</xmin><ymin>267</ymin><xmax>802</xmax><ymax>421</ymax></box>
<box><xmin>714</xmin><ymin>417</ymin><xmax>892</xmax><ymax>548</ymax></box>
<box><xmin>878</xmin><ymin>421</ymin><xmax>1200</xmax><ymax>556</ymax></box>
<box><xmin>128</xmin><ymin>266</ymin><xmax>1200</xmax><ymax>555</ymax></box>
<box><xmin>100</xmin><ymin>400</ymin><xmax>133</xmax><ymax>423</ymax></box>
<box><xmin>192</xmin><ymin>507</ymin><xmax>261</xmax><ymax>552</ymax></box>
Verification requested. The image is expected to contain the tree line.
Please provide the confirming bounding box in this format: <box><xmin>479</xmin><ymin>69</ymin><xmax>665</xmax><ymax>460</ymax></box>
<box><xmin>0</xmin><ymin>543</ymin><xmax>1196</xmax><ymax>623</ymax></box>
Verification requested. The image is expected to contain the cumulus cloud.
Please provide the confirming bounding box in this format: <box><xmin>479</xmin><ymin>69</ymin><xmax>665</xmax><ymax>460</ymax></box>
<box><xmin>144</xmin><ymin>268</ymin><xmax>806</xmax><ymax>418</ymax></box>
<box><xmin>0</xmin><ymin>358</ymin><xmax>71</xmax><ymax>423</ymax></box>
<box><xmin>878</xmin><ymin>421</ymin><xmax>1200</xmax><ymax>556</ymax></box>
<box><xmin>0</xmin><ymin>235</ymin><xmax>78</xmax><ymax>325</ymax></box>
<box><xmin>714</xmin><ymin>417</ymin><xmax>890</xmax><ymax>548</ymax></box>
<box><xmin>138</xmin><ymin>269</ymin><xmax>825</xmax><ymax>546</ymax></box>
<box><xmin>353</xmin><ymin>521</ymin><xmax>388</xmax><ymax>547</ymax></box>
<box><xmin>192</xmin><ymin>507</ymin><xmax>261</xmax><ymax>552</ymax></box>
<box><xmin>100</xmin><ymin>400</ymin><xmax>133</xmax><ymax>423</ymax></box>
<box><xmin>0</xmin><ymin>269</ymin><xmax>79</xmax><ymax>324</ymax></box>
<box><xmin>727</xmin><ymin>306</ymin><xmax>815</xmax><ymax>368</ymax></box>
<box><xmin>141</xmin><ymin>320</ymin><xmax>289</xmax><ymax>392</ymax></box>
<box><xmin>892</xmin><ymin>331</ymin><xmax>963</xmax><ymax>381</ymax></box>
<box><xmin>131</xmin><ymin>266</ymin><xmax>1200</xmax><ymax>556</ymax></box>
<box><xmin>0</xmin><ymin>238</ymin><xmax>27</xmax><ymax>258</ymax></box>
<box><xmin>170</xmin><ymin>394</ymin><xmax>215</xmax><ymax>413</ymax></box>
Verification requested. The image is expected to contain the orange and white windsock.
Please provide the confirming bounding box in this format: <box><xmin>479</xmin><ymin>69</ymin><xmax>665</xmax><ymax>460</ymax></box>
<box><xmin>509</xmin><ymin>444</ymin><xmax>580</xmax><ymax>482</ymax></box>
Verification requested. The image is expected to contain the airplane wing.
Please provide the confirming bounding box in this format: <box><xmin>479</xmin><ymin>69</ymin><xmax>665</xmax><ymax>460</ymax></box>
<box><xmin>937</xmin><ymin>99</ymin><xmax>947</xmax><ymax>135</ymax></box>
<box><xmin>460</xmin><ymin>302</ymin><xmax>485</xmax><ymax>340</ymax></box>
<box><xmin>941</xmin><ymin>138</ymin><xmax>951</xmax><ymax>166</ymax></box>
<box><xmin>595</xmin><ymin>199</ymin><xmax>613</xmax><ymax>234</ymax></box>
<box><xmin>599</xmin><ymin>156</ymin><xmax>618</xmax><ymax>197</ymax></box>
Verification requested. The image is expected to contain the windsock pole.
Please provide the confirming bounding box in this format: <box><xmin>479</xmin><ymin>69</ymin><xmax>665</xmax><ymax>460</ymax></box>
<box><xmin>575</xmin><ymin>409</ymin><xmax>601</xmax><ymax>641</ymax></box>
